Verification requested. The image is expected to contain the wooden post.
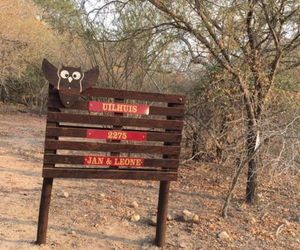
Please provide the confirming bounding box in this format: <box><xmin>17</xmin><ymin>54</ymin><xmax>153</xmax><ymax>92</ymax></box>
<box><xmin>36</xmin><ymin>178</ymin><xmax>53</xmax><ymax>245</ymax></box>
<box><xmin>155</xmin><ymin>180</ymin><xmax>170</xmax><ymax>247</ymax></box>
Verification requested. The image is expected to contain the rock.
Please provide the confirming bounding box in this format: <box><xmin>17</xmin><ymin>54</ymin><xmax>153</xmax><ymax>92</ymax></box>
<box><xmin>130</xmin><ymin>213</ymin><xmax>140</xmax><ymax>222</ymax></box>
<box><xmin>217</xmin><ymin>231</ymin><xmax>230</xmax><ymax>240</ymax></box>
<box><xmin>182</xmin><ymin>209</ymin><xmax>194</xmax><ymax>221</ymax></box>
<box><xmin>167</xmin><ymin>214</ymin><xmax>173</xmax><ymax>221</ymax></box>
<box><xmin>100</xmin><ymin>193</ymin><xmax>105</xmax><ymax>198</ymax></box>
<box><xmin>283</xmin><ymin>219</ymin><xmax>290</xmax><ymax>226</ymax></box>
<box><xmin>179</xmin><ymin>242</ymin><xmax>187</xmax><ymax>248</ymax></box>
<box><xmin>182</xmin><ymin>210</ymin><xmax>199</xmax><ymax>223</ymax></box>
<box><xmin>132</xmin><ymin>201</ymin><xmax>139</xmax><ymax>209</ymax></box>
<box><xmin>257</xmin><ymin>193</ymin><xmax>263</xmax><ymax>198</ymax></box>
<box><xmin>71</xmin><ymin>230</ymin><xmax>76</xmax><ymax>235</ymax></box>
<box><xmin>63</xmin><ymin>191</ymin><xmax>69</xmax><ymax>198</ymax></box>
<box><xmin>149</xmin><ymin>216</ymin><xmax>157</xmax><ymax>226</ymax></box>
<box><xmin>192</xmin><ymin>214</ymin><xmax>200</xmax><ymax>223</ymax></box>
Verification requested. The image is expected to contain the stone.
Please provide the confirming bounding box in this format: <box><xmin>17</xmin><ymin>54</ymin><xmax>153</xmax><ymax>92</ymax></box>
<box><xmin>179</xmin><ymin>242</ymin><xmax>187</xmax><ymax>248</ymax></box>
<box><xmin>130</xmin><ymin>214</ymin><xmax>140</xmax><ymax>222</ymax></box>
<box><xmin>167</xmin><ymin>214</ymin><xmax>173</xmax><ymax>221</ymax></box>
<box><xmin>149</xmin><ymin>216</ymin><xmax>157</xmax><ymax>226</ymax></box>
<box><xmin>132</xmin><ymin>201</ymin><xmax>139</xmax><ymax>209</ymax></box>
<box><xmin>100</xmin><ymin>193</ymin><xmax>105</xmax><ymax>198</ymax></box>
<box><xmin>63</xmin><ymin>192</ymin><xmax>69</xmax><ymax>198</ymax></box>
<box><xmin>283</xmin><ymin>219</ymin><xmax>290</xmax><ymax>226</ymax></box>
<box><xmin>182</xmin><ymin>209</ymin><xmax>194</xmax><ymax>221</ymax></box>
<box><xmin>182</xmin><ymin>210</ymin><xmax>199</xmax><ymax>223</ymax></box>
<box><xmin>192</xmin><ymin>214</ymin><xmax>200</xmax><ymax>223</ymax></box>
<box><xmin>217</xmin><ymin>231</ymin><xmax>230</xmax><ymax>240</ymax></box>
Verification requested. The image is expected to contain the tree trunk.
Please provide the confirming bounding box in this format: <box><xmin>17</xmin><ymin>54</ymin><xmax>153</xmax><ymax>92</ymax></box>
<box><xmin>192</xmin><ymin>130</ymin><xmax>201</xmax><ymax>161</ymax></box>
<box><xmin>245</xmin><ymin>123</ymin><xmax>258</xmax><ymax>204</ymax></box>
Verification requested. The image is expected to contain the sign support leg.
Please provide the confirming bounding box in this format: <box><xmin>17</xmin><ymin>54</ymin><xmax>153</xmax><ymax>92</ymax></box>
<box><xmin>155</xmin><ymin>180</ymin><xmax>170</xmax><ymax>247</ymax></box>
<box><xmin>36</xmin><ymin>177</ymin><xmax>53</xmax><ymax>244</ymax></box>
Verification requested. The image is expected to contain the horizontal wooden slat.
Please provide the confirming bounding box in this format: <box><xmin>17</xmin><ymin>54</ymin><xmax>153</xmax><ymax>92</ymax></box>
<box><xmin>47</xmin><ymin>112</ymin><xmax>184</xmax><ymax>130</ymax></box>
<box><xmin>83</xmin><ymin>88</ymin><xmax>185</xmax><ymax>104</ymax></box>
<box><xmin>48</xmin><ymin>100</ymin><xmax>185</xmax><ymax>117</ymax></box>
<box><xmin>150</xmin><ymin>106</ymin><xmax>184</xmax><ymax>117</ymax></box>
<box><xmin>44</xmin><ymin>155</ymin><xmax>179</xmax><ymax>168</ymax></box>
<box><xmin>45</xmin><ymin>140</ymin><xmax>181</xmax><ymax>155</ymax></box>
<box><xmin>46</xmin><ymin>127</ymin><xmax>182</xmax><ymax>143</ymax></box>
<box><xmin>42</xmin><ymin>167</ymin><xmax>177</xmax><ymax>181</ymax></box>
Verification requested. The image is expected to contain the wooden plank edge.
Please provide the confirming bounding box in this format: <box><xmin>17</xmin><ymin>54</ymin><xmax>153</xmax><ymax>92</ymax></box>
<box><xmin>42</xmin><ymin>168</ymin><xmax>178</xmax><ymax>181</ymax></box>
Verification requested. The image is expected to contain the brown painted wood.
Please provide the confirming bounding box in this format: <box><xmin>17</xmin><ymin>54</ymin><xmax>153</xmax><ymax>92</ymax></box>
<box><xmin>83</xmin><ymin>87</ymin><xmax>185</xmax><ymax>104</ymax></box>
<box><xmin>110</xmin><ymin>98</ymin><xmax>123</xmax><ymax>168</ymax></box>
<box><xmin>48</xmin><ymin>100</ymin><xmax>185</xmax><ymax>117</ymax></box>
<box><xmin>47</xmin><ymin>112</ymin><xmax>184</xmax><ymax>130</ymax></box>
<box><xmin>155</xmin><ymin>103</ymin><xmax>184</xmax><ymax>247</ymax></box>
<box><xmin>155</xmin><ymin>181</ymin><xmax>170</xmax><ymax>246</ymax></box>
<box><xmin>43</xmin><ymin>154</ymin><xmax>179</xmax><ymax>168</ymax></box>
<box><xmin>36</xmin><ymin>178</ymin><xmax>53</xmax><ymax>245</ymax></box>
<box><xmin>48</xmin><ymin>86</ymin><xmax>185</xmax><ymax>104</ymax></box>
<box><xmin>42</xmin><ymin>168</ymin><xmax>177</xmax><ymax>181</ymax></box>
<box><xmin>44</xmin><ymin>139</ymin><xmax>181</xmax><ymax>155</ymax></box>
<box><xmin>46</xmin><ymin>127</ymin><xmax>182</xmax><ymax>143</ymax></box>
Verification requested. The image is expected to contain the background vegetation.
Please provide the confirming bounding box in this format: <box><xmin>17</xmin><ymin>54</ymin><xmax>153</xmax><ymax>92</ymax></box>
<box><xmin>1</xmin><ymin>0</ymin><xmax>299</xmax><ymax>216</ymax></box>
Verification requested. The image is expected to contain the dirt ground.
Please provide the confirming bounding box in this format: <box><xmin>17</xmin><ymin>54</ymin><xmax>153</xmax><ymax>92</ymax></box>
<box><xmin>0</xmin><ymin>103</ymin><xmax>299</xmax><ymax>250</ymax></box>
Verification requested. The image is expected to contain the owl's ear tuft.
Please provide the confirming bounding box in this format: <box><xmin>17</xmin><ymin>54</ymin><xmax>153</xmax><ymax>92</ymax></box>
<box><xmin>81</xmin><ymin>65</ymin><xmax>99</xmax><ymax>92</ymax></box>
<box><xmin>42</xmin><ymin>58</ymin><xmax>59</xmax><ymax>89</ymax></box>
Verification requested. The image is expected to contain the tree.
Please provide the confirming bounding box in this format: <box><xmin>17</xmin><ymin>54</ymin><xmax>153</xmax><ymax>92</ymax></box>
<box><xmin>136</xmin><ymin>0</ymin><xmax>300</xmax><ymax>204</ymax></box>
<box><xmin>87</xmin><ymin>0</ymin><xmax>300</xmax><ymax>203</ymax></box>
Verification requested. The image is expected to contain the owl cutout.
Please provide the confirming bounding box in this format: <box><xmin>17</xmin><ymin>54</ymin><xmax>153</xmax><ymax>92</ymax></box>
<box><xmin>42</xmin><ymin>59</ymin><xmax>99</xmax><ymax>108</ymax></box>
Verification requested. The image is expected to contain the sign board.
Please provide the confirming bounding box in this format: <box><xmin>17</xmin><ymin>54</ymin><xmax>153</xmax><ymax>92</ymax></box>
<box><xmin>37</xmin><ymin>59</ymin><xmax>186</xmax><ymax>247</ymax></box>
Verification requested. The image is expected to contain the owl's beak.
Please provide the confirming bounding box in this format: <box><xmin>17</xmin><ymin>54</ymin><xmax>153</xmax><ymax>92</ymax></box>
<box><xmin>68</xmin><ymin>77</ymin><xmax>73</xmax><ymax>83</ymax></box>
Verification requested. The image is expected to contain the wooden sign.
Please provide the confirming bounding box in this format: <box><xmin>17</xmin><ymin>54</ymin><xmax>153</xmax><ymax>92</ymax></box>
<box><xmin>37</xmin><ymin>59</ymin><xmax>186</xmax><ymax>248</ymax></box>
<box><xmin>87</xmin><ymin>129</ymin><xmax>147</xmax><ymax>141</ymax></box>
<box><xmin>89</xmin><ymin>101</ymin><xmax>150</xmax><ymax>115</ymax></box>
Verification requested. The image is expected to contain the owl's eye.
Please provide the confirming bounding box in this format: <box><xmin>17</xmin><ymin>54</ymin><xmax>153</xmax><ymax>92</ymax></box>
<box><xmin>72</xmin><ymin>71</ymin><xmax>81</xmax><ymax>80</ymax></box>
<box><xmin>60</xmin><ymin>70</ymin><xmax>69</xmax><ymax>79</ymax></box>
